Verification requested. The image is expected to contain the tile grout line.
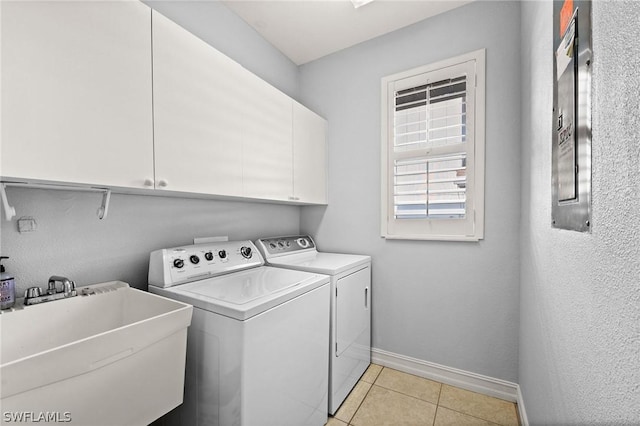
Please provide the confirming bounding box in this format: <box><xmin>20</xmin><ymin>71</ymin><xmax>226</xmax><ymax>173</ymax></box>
<box><xmin>346</xmin><ymin>365</ymin><xmax>385</xmax><ymax>425</ymax></box>
<box><xmin>372</xmin><ymin>382</ymin><xmax>440</xmax><ymax>407</ymax></box>
<box><xmin>373</xmin><ymin>366</ymin><xmax>442</xmax><ymax>409</ymax></box>
<box><xmin>438</xmin><ymin>383</ymin><xmax>517</xmax><ymax>426</ymax></box>
<box><xmin>437</xmin><ymin>405</ymin><xmax>505</xmax><ymax>426</ymax></box>
<box><xmin>432</xmin><ymin>382</ymin><xmax>443</xmax><ymax>426</ymax></box>
<box><xmin>374</xmin><ymin>365</ymin><xmax>514</xmax><ymax>426</ymax></box>
<box><xmin>342</xmin><ymin>364</ymin><xmax>518</xmax><ymax>426</ymax></box>
<box><xmin>346</xmin><ymin>381</ymin><xmax>375</xmax><ymax>425</ymax></box>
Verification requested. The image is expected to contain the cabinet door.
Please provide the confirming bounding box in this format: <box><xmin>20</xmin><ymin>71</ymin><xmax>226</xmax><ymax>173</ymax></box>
<box><xmin>152</xmin><ymin>11</ymin><xmax>245</xmax><ymax>195</ymax></box>
<box><xmin>1</xmin><ymin>1</ymin><xmax>153</xmax><ymax>188</ymax></box>
<box><xmin>293</xmin><ymin>103</ymin><xmax>328</xmax><ymax>204</ymax></box>
<box><xmin>242</xmin><ymin>78</ymin><xmax>293</xmax><ymax>201</ymax></box>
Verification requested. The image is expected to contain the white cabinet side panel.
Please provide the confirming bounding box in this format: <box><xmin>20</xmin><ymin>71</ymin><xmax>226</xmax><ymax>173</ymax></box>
<box><xmin>293</xmin><ymin>102</ymin><xmax>328</xmax><ymax>204</ymax></box>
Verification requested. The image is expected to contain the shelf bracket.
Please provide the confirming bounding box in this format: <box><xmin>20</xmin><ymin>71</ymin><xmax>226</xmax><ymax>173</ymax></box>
<box><xmin>1</xmin><ymin>183</ymin><xmax>17</xmax><ymax>221</ymax></box>
<box><xmin>97</xmin><ymin>189</ymin><xmax>111</xmax><ymax>220</ymax></box>
<box><xmin>0</xmin><ymin>182</ymin><xmax>111</xmax><ymax>221</ymax></box>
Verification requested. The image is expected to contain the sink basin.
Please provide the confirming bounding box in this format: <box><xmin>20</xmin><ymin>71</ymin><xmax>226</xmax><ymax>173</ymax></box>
<box><xmin>0</xmin><ymin>281</ymin><xmax>193</xmax><ymax>425</ymax></box>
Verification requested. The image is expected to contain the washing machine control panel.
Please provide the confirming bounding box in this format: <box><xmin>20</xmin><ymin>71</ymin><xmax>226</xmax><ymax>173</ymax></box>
<box><xmin>255</xmin><ymin>235</ymin><xmax>317</xmax><ymax>259</ymax></box>
<box><xmin>149</xmin><ymin>240</ymin><xmax>264</xmax><ymax>288</ymax></box>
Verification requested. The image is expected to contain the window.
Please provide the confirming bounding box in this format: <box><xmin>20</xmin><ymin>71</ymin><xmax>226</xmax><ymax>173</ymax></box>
<box><xmin>381</xmin><ymin>49</ymin><xmax>485</xmax><ymax>241</ymax></box>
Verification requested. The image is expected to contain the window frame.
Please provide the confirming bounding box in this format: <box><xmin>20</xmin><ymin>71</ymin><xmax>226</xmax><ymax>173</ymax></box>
<box><xmin>381</xmin><ymin>49</ymin><xmax>485</xmax><ymax>241</ymax></box>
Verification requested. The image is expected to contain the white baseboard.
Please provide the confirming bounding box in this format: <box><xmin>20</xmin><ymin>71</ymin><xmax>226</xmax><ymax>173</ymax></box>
<box><xmin>516</xmin><ymin>384</ymin><xmax>529</xmax><ymax>426</ymax></box>
<box><xmin>371</xmin><ymin>347</ymin><xmax>528</xmax><ymax>425</ymax></box>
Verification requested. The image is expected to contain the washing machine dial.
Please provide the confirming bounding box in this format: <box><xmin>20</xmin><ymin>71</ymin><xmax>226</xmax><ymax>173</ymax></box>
<box><xmin>297</xmin><ymin>238</ymin><xmax>309</xmax><ymax>248</ymax></box>
<box><xmin>240</xmin><ymin>246</ymin><xmax>253</xmax><ymax>259</ymax></box>
<box><xmin>204</xmin><ymin>252</ymin><xmax>214</xmax><ymax>261</ymax></box>
<box><xmin>189</xmin><ymin>255</ymin><xmax>200</xmax><ymax>265</ymax></box>
<box><xmin>173</xmin><ymin>258</ymin><xmax>184</xmax><ymax>269</ymax></box>
<box><xmin>218</xmin><ymin>250</ymin><xmax>227</xmax><ymax>259</ymax></box>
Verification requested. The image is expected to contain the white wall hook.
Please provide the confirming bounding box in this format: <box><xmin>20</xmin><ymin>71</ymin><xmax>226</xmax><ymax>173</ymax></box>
<box><xmin>97</xmin><ymin>190</ymin><xmax>111</xmax><ymax>220</ymax></box>
<box><xmin>0</xmin><ymin>183</ymin><xmax>17</xmax><ymax>221</ymax></box>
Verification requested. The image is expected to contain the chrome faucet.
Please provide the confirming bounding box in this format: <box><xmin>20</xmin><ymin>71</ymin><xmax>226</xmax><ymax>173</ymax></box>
<box><xmin>47</xmin><ymin>275</ymin><xmax>77</xmax><ymax>296</ymax></box>
<box><xmin>24</xmin><ymin>275</ymin><xmax>77</xmax><ymax>306</ymax></box>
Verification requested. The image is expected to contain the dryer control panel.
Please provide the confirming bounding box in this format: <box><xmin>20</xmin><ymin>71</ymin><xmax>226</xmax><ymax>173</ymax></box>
<box><xmin>148</xmin><ymin>240</ymin><xmax>263</xmax><ymax>288</ymax></box>
<box><xmin>255</xmin><ymin>235</ymin><xmax>316</xmax><ymax>259</ymax></box>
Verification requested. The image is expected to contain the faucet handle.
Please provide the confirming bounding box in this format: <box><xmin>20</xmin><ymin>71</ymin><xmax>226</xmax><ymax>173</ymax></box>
<box><xmin>66</xmin><ymin>280</ymin><xmax>77</xmax><ymax>297</ymax></box>
<box><xmin>25</xmin><ymin>287</ymin><xmax>42</xmax><ymax>299</ymax></box>
<box><xmin>47</xmin><ymin>280</ymin><xmax>57</xmax><ymax>295</ymax></box>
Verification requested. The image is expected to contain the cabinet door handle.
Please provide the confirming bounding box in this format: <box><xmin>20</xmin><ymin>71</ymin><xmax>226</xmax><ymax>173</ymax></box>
<box><xmin>143</xmin><ymin>178</ymin><xmax>154</xmax><ymax>187</ymax></box>
<box><xmin>157</xmin><ymin>179</ymin><xmax>168</xmax><ymax>188</ymax></box>
<box><xmin>365</xmin><ymin>287</ymin><xmax>369</xmax><ymax>308</ymax></box>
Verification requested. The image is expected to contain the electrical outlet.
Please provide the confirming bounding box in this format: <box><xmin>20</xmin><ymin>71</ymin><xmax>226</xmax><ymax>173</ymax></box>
<box><xmin>17</xmin><ymin>216</ymin><xmax>37</xmax><ymax>233</ymax></box>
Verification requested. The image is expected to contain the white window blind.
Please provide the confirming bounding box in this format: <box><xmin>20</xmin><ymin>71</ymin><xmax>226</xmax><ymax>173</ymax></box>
<box><xmin>381</xmin><ymin>50</ymin><xmax>485</xmax><ymax>241</ymax></box>
<box><xmin>394</xmin><ymin>154</ymin><xmax>466</xmax><ymax>220</ymax></box>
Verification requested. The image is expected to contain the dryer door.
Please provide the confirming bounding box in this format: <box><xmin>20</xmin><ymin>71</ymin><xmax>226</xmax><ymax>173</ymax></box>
<box><xmin>335</xmin><ymin>266</ymin><xmax>370</xmax><ymax>357</ymax></box>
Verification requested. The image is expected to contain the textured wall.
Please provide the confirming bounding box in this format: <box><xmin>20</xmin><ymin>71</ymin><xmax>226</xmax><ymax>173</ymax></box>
<box><xmin>1</xmin><ymin>189</ymin><xmax>299</xmax><ymax>293</ymax></box>
<box><xmin>299</xmin><ymin>1</ymin><xmax>522</xmax><ymax>382</ymax></box>
<box><xmin>519</xmin><ymin>1</ymin><xmax>640</xmax><ymax>423</ymax></box>
<box><xmin>0</xmin><ymin>1</ymin><xmax>301</xmax><ymax>294</ymax></box>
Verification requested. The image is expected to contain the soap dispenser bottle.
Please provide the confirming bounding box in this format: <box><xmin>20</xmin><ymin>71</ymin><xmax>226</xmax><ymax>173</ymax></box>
<box><xmin>0</xmin><ymin>256</ymin><xmax>16</xmax><ymax>309</ymax></box>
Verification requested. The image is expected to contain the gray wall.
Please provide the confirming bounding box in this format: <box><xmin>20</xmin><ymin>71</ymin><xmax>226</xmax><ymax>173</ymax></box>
<box><xmin>1</xmin><ymin>189</ymin><xmax>299</xmax><ymax>293</ymax></box>
<box><xmin>144</xmin><ymin>0</ymin><xmax>299</xmax><ymax>98</ymax></box>
<box><xmin>519</xmin><ymin>1</ymin><xmax>640</xmax><ymax>424</ymax></box>
<box><xmin>299</xmin><ymin>1</ymin><xmax>522</xmax><ymax>382</ymax></box>
<box><xmin>0</xmin><ymin>1</ymin><xmax>301</xmax><ymax>294</ymax></box>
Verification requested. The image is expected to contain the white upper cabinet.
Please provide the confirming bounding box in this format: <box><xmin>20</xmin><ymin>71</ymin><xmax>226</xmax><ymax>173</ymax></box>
<box><xmin>293</xmin><ymin>103</ymin><xmax>328</xmax><ymax>204</ymax></box>
<box><xmin>1</xmin><ymin>1</ymin><xmax>154</xmax><ymax>188</ymax></box>
<box><xmin>241</xmin><ymin>78</ymin><xmax>294</xmax><ymax>201</ymax></box>
<box><xmin>152</xmin><ymin>11</ymin><xmax>245</xmax><ymax>195</ymax></box>
<box><xmin>1</xmin><ymin>3</ymin><xmax>327</xmax><ymax>205</ymax></box>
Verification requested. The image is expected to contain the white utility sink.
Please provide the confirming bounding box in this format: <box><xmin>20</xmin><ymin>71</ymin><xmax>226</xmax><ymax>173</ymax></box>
<box><xmin>0</xmin><ymin>281</ymin><xmax>193</xmax><ymax>425</ymax></box>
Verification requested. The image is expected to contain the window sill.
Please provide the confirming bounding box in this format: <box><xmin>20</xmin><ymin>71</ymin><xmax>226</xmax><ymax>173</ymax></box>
<box><xmin>382</xmin><ymin>233</ymin><xmax>483</xmax><ymax>242</ymax></box>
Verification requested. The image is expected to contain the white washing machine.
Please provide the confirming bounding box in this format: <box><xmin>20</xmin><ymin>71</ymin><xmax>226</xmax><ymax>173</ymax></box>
<box><xmin>148</xmin><ymin>240</ymin><xmax>330</xmax><ymax>426</ymax></box>
<box><xmin>255</xmin><ymin>236</ymin><xmax>371</xmax><ymax>415</ymax></box>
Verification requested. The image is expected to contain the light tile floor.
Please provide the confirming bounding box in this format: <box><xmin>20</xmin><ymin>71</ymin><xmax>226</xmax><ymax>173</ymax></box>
<box><xmin>327</xmin><ymin>364</ymin><xmax>520</xmax><ymax>426</ymax></box>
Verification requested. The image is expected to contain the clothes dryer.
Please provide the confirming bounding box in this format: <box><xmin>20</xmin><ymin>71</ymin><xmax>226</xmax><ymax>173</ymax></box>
<box><xmin>255</xmin><ymin>236</ymin><xmax>371</xmax><ymax>414</ymax></box>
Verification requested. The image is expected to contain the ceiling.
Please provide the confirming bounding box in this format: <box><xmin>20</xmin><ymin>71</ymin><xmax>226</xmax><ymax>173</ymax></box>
<box><xmin>222</xmin><ymin>0</ymin><xmax>473</xmax><ymax>65</ymax></box>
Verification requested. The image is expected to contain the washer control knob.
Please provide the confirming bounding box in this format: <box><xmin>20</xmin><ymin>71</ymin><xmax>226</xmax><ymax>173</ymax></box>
<box><xmin>297</xmin><ymin>238</ymin><xmax>309</xmax><ymax>248</ymax></box>
<box><xmin>173</xmin><ymin>258</ymin><xmax>184</xmax><ymax>269</ymax></box>
<box><xmin>218</xmin><ymin>250</ymin><xmax>227</xmax><ymax>259</ymax></box>
<box><xmin>204</xmin><ymin>252</ymin><xmax>214</xmax><ymax>261</ymax></box>
<box><xmin>189</xmin><ymin>255</ymin><xmax>200</xmax><ymax>264</ymax></box>
<box><xmin>240</xmin><ymin>246</ymin><xmax>253</xmax><ymax>259</ymax></box>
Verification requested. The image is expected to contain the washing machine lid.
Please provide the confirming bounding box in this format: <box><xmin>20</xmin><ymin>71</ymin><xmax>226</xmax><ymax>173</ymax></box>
<box><xmin>150</xmin><ymin>266</ymin><xmax>329</xmax><ymax>320</ymax></box>
<box><xmin>267</xmin><ymin>252</ymin><xmax>370</xmax><ymax>275</ymax></box>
